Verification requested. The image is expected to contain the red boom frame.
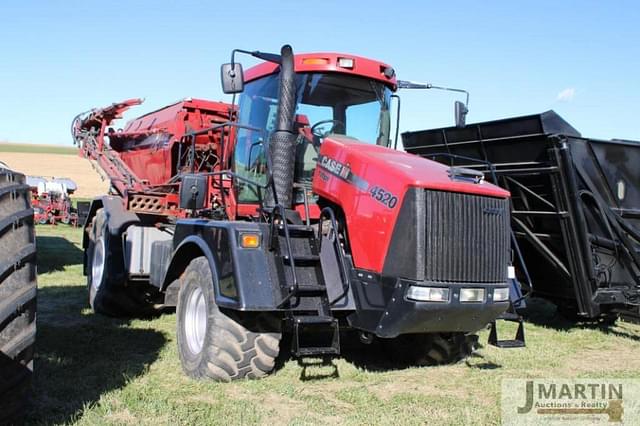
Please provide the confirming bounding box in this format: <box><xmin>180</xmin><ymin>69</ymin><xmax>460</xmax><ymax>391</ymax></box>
<box><xmin>72</xmin><ymin>98</ymin><xmax>236</xmax><ymax>219</ymax></box>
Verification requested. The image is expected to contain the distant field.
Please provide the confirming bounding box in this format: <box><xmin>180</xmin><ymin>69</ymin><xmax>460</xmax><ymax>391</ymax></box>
<box><xmin>0</xmin><ymin>142</ymin><xmax>77</xmax><ymax>155</ymax></box>
<box><xmin>0</xmin><ymin>151</ymin><xmax>109</xmax><ymax>198</ymax></box>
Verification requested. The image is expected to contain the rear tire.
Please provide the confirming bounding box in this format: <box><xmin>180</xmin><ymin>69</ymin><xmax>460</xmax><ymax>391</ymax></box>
<box><xmin>177</xmin><ymin>257</ymin><xmax>281</xmax><ymax>381</ymax></box>
<box><xmin>385</xmin><ymin>333</ymin><xmax>477</xmax><ymax>366</ymax></box>
<box><xmin>0</xmin><ymin>166</ymin><xmax>37</xmax><ymax>423</ymax></box>
<box><xmin>86</xmin><ymin>208</ymin><xmax>150</xmax><ymax>317</ymax></box>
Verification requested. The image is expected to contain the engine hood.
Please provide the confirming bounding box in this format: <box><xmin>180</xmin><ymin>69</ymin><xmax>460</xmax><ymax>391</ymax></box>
<box><xmin>311</xmin><ymin>136</ymin><xmax>510</xmax><ymax>273</ymax></box>
<box><xmin>316</xmin><ymin>136</ymin><xmax>509</xmax><ymax>198</ymax></box>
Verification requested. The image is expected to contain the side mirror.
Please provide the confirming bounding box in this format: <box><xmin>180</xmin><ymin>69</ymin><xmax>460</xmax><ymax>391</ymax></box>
<box><xmin>179</xmin><ymin>174</ymin><xmax>208</xmax><ymax>210</ymax></box>
<box><xmin>455</xmin><ymin>100</ymin><xmax>468</xmax><ymax>128</ymax></box>
<box><xmin>220</xmin><ymin>63</ymin><xmax>244</xmax><ymax>94</ymax></box>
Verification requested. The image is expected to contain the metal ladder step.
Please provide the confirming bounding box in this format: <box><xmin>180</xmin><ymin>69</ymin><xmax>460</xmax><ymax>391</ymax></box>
<box><xmin>293</xmin><ymin>315</ymin><xmax>334</xmax><ymax>324</ymax></box>
<box><xmin>296</xmin><ymin>346</ymin><xmax>340</xmax><ymax>356</ymax></box>
<box><xmin>292</xmin><ymin>315</ymin><xmax>340</xmax><ymax>357</ymax></box>
<box><xmin>294</xmin><ymin>284</ymin><xmax>327</xmax><ymax>294</ymax></box>
<box><xmin>277</xmin><ymin>224</ymin><xmax>315</xmax><ymax>237</ymax></box>
<box><xmin>270</xmin><ymin>207</ymin><xmax>341</xmax><ymax>358</ymax></box>
<box><xmin>283</xmin><ymin>254</ymin><xmax>320</xmax><ymax>265</ymax></box>
<box><xmin>488</xmin><ymin>314</ymin><xmax>526</xmax><ymax>348</ymax></box>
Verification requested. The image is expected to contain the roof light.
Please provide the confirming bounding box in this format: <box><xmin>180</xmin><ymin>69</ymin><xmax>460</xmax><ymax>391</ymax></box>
<box><xmin>302</xmin><ymin>57</ymin><xmax>329</xmax><ymax>65</ymax></box>
<box><xmin>406</xmin><ymin>286</ymin><xmax>450</xmax><ymax>302</ymax></box>
<box><xmin>337</xmin><ymin>57</ymin><xmax>354</xmax><ymax>69</ymax></box>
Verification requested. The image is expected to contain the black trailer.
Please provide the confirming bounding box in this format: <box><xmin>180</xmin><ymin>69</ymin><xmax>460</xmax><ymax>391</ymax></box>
<box><xmin>402</xmin><ymin>111</ymin><xmax>640</xmax><ymax>320</ymax></box>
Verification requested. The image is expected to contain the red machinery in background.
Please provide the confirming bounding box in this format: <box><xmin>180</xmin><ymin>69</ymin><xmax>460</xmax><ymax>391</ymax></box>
<box><xmin>27</xmin><ymin>176</ymin><xmax>78</xmax><ymax>225</ymax></box>
<box><xmin>72</xmin><ymin>98</ymin><xmax>235</xmax><ymax>219</ymax></box>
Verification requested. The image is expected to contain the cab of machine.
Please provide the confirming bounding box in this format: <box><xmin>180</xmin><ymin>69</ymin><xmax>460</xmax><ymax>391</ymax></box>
<box><xmin>222</xmin><ymin>52</ymin><xmax>398</xmax><ymax>206</ymax></box>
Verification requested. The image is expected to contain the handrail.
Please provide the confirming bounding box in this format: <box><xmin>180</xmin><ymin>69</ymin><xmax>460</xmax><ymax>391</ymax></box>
<box><xmin>318</xmin><ymin>207</ymin><xmax>351</xmax><ymax>305</ymax></box>
<box><xmin>181</xmin><ymin>121</ymin><xmax>280</xmax><ymax>208</ymax></box>
<box><xmin>269</xmin><ymin>204</ymin><xmax>301</xmax><ymax>307</ymax></box>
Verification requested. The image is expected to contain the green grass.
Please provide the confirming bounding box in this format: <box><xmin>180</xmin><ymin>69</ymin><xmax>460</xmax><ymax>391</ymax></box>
<box><xmin>30</xmin><ymin>225</ymin><xmax>640</xmax><ymax>425</ymax></box>
<box><xmin>0</xmin><ymin>142</ymin><xmax>76</xmax><ymax>155</ymax></box>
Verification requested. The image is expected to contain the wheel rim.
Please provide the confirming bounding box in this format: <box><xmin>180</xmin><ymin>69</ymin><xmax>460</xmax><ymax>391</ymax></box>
<box><xmin>91</xmin><ymin>237</ymin><xmax>106</xmax><ymax>290</ymax></box>
<box><xmin>184</xmin><ymin>286</ymin><xmax>207</xmax><ymax>355</ymax></box>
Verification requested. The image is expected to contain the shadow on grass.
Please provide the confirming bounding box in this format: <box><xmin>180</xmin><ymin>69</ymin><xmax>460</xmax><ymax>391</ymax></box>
<box><xmin>464</xmin><ymin>352</ymin><xmax>501</xmax><ymax>370</ymax></box>
<box><xmin>276</xmin><ymin>331</ymin><xmax>495</xmax><ymax>380</ymax></box>
<box><xmin>28</xmin><ymin>285</ymin><xmax>166</xmax><ymax>424</ymax></box>
<box><xmin>521</xmin><ymin>297</ymin><xmax>640</xmax><ymax>342</ymax></box>
<box><xmin>36</xmin><ymin>235</ymin><xmax>84</xmax><ymax>274</ymax></box>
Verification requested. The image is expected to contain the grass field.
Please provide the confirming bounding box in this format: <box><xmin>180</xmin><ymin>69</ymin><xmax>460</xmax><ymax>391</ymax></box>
<box><xmin>0</xmin><ymin>143</ymin><xmax>77</xmax><ymax>155</ymax></box>
<box><xmin>30</xmin><ymin>225</ymin><xmax>640</xmax><ymax>425</ymax></box>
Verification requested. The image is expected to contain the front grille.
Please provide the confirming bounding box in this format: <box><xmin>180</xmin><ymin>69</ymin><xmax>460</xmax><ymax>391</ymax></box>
<box><xmin>424</xmin><ymin>190</ymin><xmax>510</xmax><ymax>283</ymax></box>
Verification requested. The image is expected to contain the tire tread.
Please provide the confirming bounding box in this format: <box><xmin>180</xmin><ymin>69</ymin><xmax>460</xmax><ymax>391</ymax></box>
<box><xmin>0</xmin><ymin>166</ymin><xmax>36</xmax><ymax>423</ymax></box>
<box><xmin>177</xmin><ymin>257</ymin><xmax>281</xmax><ymax>382</ymax></box>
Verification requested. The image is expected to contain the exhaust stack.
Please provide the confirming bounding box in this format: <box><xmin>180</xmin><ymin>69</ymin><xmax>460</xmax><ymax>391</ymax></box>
<box><xmin>265</xmin><ymin>45</ymin><xmax>297</xmax><ymax>208</ymax></box>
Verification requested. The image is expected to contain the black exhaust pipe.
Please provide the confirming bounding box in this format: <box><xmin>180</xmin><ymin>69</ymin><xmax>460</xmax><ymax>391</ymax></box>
<box><xmin>265</xmin><ymin>44</ymin><xmax>297</xmax><ymax>208</ymax></box>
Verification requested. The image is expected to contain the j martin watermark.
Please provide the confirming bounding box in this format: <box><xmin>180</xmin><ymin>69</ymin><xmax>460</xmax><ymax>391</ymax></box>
<box><xmin>502</xmin><ymin>379</ymin><xmax>640</xmax><ymax>425</ymax></box>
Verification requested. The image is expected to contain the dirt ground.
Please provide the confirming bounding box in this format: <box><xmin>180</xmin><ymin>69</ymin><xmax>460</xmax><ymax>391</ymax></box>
<box><xmin>0</xmin><ymin>152</ymin><xmax>108</xmax><ymax>198</ymax></box>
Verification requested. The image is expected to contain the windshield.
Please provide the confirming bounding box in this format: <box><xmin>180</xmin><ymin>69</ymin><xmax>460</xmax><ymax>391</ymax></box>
<box><xmin>234</xmin><ymin>72</ymin><xmax>392</xmax><ymax>203</ymax></box>
<box><xmin>238</xmin><ymin>72</ymin><xmax>392</xmax><ymax>145</ymax></box>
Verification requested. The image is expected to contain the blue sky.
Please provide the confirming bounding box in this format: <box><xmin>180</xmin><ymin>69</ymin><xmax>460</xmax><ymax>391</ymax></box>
<box><xmin>1</xmin><ymin>1</ymin><xmax>639</xmax><ymax>146</ymax></box>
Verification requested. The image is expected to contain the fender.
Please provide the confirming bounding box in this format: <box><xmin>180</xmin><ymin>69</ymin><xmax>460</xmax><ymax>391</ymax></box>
<box><xmin>82</xmin><ymin>195</ymin><xmax>140</xmax><ymax>273</ymax></box>
<box><xmin>163</xmin><ymin>220</ymin><xmax>282</xmax><ymax>311</ymax></box>
<box><xmin>82</xmin><ymin>196</ymin><xmax>140</xmax><ymax>249</ymax></box>
<box><xmin>160</xmin><ymin>235</ymin><xmax>238</xmax><ymax>310</ymax></box>
<box><xmin>161</xmin><ymin>235</ymin><xmax>218</xmax><ymax>292</ymax></box>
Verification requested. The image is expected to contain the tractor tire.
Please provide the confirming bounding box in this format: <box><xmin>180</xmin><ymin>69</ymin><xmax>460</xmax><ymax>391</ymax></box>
<box><xmin>86</xmin><ymin>208</ymin><xmax>149</xmax><ymax>317</ymax></box>
<box><xmin>385</xmin><ymin>333</ymin><xmax>478</xmax><ymax>367</ymax></box>
<box><xmin>177</xmin><ymin>257</ymin><xmax>281</xmax><ymax>382</ymax></box>
<box><xmin>0</xmin><ymin>166</ymin><xmax>37</xmax><ymax>423</ymax></box>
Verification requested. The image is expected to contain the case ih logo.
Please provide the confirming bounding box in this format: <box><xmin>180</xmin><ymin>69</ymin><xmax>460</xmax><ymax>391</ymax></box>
<box><xmin>319</xmin><ymin>155</ymin><xmax>351</xmax><ymax>179</ymax></box>
<box><xmin>501</xmin><ymin>379</ymin><xmax>640</xmax><ymax>425</ymax></box>
<box><xmin>318</xmin><ymin>155</ymin><xmax>369</xmax><ymax>191</ymax></box>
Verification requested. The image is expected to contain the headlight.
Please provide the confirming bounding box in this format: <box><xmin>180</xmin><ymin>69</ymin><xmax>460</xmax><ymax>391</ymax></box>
<box><xmin>460</xmin><ymin>288</ymin><xmax>485</xmax><ymax>303</ymax></box>
<box><xmin>493</xmin><ymin>287</ymin><xmax>510</xmax><ymax>302</ymax></box>
<box><xmin>406</xmin><ymin>286</ymin><xmax>450</xmax><ymax>302</ymax></box>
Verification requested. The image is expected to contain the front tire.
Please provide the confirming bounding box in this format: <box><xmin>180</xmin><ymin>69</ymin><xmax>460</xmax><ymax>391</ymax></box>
<box><xmin>86</xmin><ymin>208</ymin><xmax>149</xmax><ymax>317</ymax></box>
<box><xmin>385</xmin><ymin>333</ymin><xmax>478</xmax><ymax>366</ymax></box>
<box><xmin>177</xmin><ymin>257</ymin><xmax>281</xmax><ymax>381</ymax></box>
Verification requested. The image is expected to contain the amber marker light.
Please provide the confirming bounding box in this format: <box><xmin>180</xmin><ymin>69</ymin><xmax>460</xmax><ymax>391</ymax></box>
<box><xmin>302</xmin><ymin>57</ymin><xmax>330</xmax><ymax>65</ymax></box>
<box><xmin>240</xmin><ymin>233</ymin><xmax>261</xmax><ymax>248</ymax></box>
